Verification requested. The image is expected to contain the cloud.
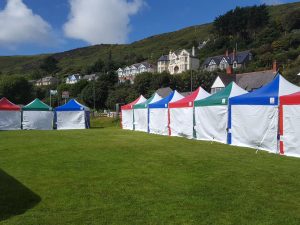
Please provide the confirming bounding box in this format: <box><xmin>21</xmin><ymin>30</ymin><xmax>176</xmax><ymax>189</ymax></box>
<box><xmin>63</xmin><ymin>0</ymin><xmax>144</xmax><ymax>45</ymax></box>
<box><xmin>261</xmin><ymin>0</ymin><xmax>283</xmax><ymax>5</ymax></box>
<box><xmin>0</xmin><ymin>0</ymin><xmax>53</xmax><ymax>48</ymax></box>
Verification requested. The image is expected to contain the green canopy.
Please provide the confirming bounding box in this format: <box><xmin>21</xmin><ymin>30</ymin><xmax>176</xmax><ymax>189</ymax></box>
<box><xmin>194</xmin><ymin>82</ymin><xmax>247</xmax><ymax>107</ymax></box>
<box><xmin>133</xmin><ymin>93</ymin><xmax>161</xmax><ymax>109</ymax></box>
<box><xmin>23</xmin><ymin>98</ymin><xmax>52</xmax><ymax>111</ymax></box>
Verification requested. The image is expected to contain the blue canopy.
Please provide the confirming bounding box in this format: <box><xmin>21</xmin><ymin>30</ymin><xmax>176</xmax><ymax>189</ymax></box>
<box><xmin>148</xmin><ymin>91</ymin><xmax>184</xmax><ymax>109</ymax></box>
<box><xmin>229</xmin><ymin>74</ymin><xmax>300</xmax><ymax>106</ymax></box>
<box><xmin>55</xmin><ymin>99</ymin><xmax>90</xmax><ymax>111</ymax></box>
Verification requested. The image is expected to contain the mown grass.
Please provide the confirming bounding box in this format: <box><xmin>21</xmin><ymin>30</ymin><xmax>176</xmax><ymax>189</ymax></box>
<box><xmin>0</xmin><ymin>118</ymin><xmax>299</xmax><ymax>225</ymax></box>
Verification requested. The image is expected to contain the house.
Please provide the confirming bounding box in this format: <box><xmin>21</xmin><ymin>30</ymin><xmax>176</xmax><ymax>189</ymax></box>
<box><xmin>83</xmin><ymin>74</ymin><xmax>98</xmax><ymax>81</ymax></box>
<box><xmin>157</xmin><ymin>47</ymin><xmax>199</xmax><ymax>74</ymax></box>
<box><xmin>211</xmin><ymin>73</ymin><xmax>236</xmax><ymax>94</ymax></box>
<box><xmin>35</xmin><ymin>76</ymin><xmax>58</xmax><ymax>86</ymax></box>
<box><xmin>66</xmin><ymin>74</ymin><xmax>81</xmax><ymax>84</ymax></box>
<box><xmin>210</xmin><ymin>61</ymin><xmax>278</xmax><ymax>93</ymax></box>
<box><xmin>203</xmin><ymin>50</ymin><xmax>252</xmax><ymax>72</ymax></box>
<box><xmin>117</xmin><ymin>62</ymin><xmax>157</xmax><ymax>84</ymax></box>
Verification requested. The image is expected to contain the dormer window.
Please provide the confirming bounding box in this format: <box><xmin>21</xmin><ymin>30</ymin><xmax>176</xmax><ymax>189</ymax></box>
<box><xmin>233</xmin><ymin>61</ymin><xmax>238</xmax><ymax>68</ymax></box>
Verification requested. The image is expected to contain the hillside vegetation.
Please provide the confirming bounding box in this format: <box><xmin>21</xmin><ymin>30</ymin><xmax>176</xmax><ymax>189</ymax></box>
<box><xmin>0</xmin><ymin>2</ymin><xmax>300</xmax><ymax>110</ymax></box>
<box><xmin>0</xmin><ymin>1</ymin><xmax>299</xmax><ymax>77</ymax></box>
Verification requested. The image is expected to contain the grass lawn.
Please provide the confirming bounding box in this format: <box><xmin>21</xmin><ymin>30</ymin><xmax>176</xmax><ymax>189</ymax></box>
<box><xmin>0</xmin><ymin>118</ymin><xmax>299</xmax><ymax>225</ymax></box>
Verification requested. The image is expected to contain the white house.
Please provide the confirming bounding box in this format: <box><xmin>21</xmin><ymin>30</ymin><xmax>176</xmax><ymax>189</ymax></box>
<box><xmin>117</xmin><ymin>62</ymin><xmax>157</xmax><ymax>84</ymax></box>
<box><xmin>157</xmin><ymin>47</ymin><xmax>200</xmax><ymax>75</ymax></box>
<box><xmin>66</xmin><ymin>74</ymin><xmax>81</xmax><ymax>84</ymax></box>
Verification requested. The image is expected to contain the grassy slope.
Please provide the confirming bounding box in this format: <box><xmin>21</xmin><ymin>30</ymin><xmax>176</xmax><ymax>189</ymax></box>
<box><xmin>0</xmin><ymin>118</ymin><xmax>299</xmax><ymax>225</ymax></box>
<box><xmin>1</xmin><ymin>1</ymin><xmax>299</xmax><ymax>76</ymax></box>
<box><xmin>0</xmin><ymin>24</ymin><xmax>212</xmax><ymax>75</ymax></box>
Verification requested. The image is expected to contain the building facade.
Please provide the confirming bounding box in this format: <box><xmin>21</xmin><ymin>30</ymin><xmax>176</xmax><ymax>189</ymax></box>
<box><xmin>157</xmin><ymin>47</ymin><xmax>199</xmax><ymax>75</ymax></box>
<box><xmin>35</xmin><ymin>76</ymin><xmax>58</xmax><ymax>86</ymax></box>
<box><xmin>83</xmin><ymin>74</ymin><xmax>98</xmax><ymax>81</ymax></box>
<box><xmin>210</xmin><ymin>61</ymin><xmax>278</xmax><ymax>94</ymax></box>
<box><xmin>117</xmin><ymin>62</ymin><xmax>157</xmax><ymax>84</ymax></box>
<box><xmin>203</xmin><ymin>50</ymin><xmax>252</xmax><ymax>72</ymax></box>
<box><xmin>66</xmin><ymin>74</ymin><xmax>81</xmax><ymax>84</ymax></box>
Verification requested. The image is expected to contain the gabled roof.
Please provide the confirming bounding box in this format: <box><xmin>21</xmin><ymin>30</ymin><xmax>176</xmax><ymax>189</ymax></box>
<box><xmin>203</xmin><ymin>50</ymin><xmax>251</xmax><ymax>66</ymax></box>
<box><xmin>134</xmin><ymin>93</ymin><xmax>162</xmax><ymax>109</ymax></box>
<box><xmin>196</xmin><ymin>82</ymin><xmax>247</xmax><ymax>106</ymax></box>
<box><xmin>149</xmin><ymin>91</ymin><xmax>184</xmax><ymax>109</ymax></box>
<box><xmin>236</xmin><ymin>70</ymin><xmax>276</xmax><ymax>91</ymax></box>
<box><xmin>203</xmin><ymin>55</ymin><xmax>223</xmax><ymax>66</ymax></box>
<box><xmin>169</xmin><ymin>87</ymin><xmax>211</xmax><ymax>108</ymax></box>
<box><xmin>231</xmin><ymin>50</ymin><xmax>251</xmax><ymax>64</ymax></box>
<box><xmin>230</xmin><ymin>74</ymin><xmax>300</xmax><ymax>105</ymax></box>
<box><xmin>42</xmin><ymin>76</ymin><xmax>57</xmax><ymax>82</ymax></box>
<box><xmin>83</xmin><ymin>74</ymin><xmax>98</xmax><ymax>80</ymax></box>
<box><xmin>121</xmin><ymin>95</ymin><xmax>147</xmax><ymax>110</ymax></box>
<box><xmin>0</xmin><ymin>97</ymin><xmax>21</xmax><ymax>111</ymax></box>
<box><xmin>55</xmin><ymin>99</ymin><xmax>89</xmax><ymax>111</ymax></box>
<box><xmin>23</xmin><ymin>98</ymin><xmax>52</xmax><ymax>111</ymax></box>
<box><xmin>131</xmin><ymin>63</ymin><xmax>141</xmax><ymax>69</ymax></box>
<box><xmin>158</xmin><ymin>55</ymin><xmax>170</xmax><ymax>61</ymax></box>
<box><xmin>68</xmin><ymin>74</ymin><xmax>81</xmax><ymax>79</ymax></box>
<box><xmin>212</xmin><ymin>74</ymin><xmax>236</xmax><ymax>88</ymax></box>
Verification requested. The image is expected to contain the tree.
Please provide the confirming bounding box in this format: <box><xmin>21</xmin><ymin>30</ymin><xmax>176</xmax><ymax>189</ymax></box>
<box><xmin>70</xmin><ymin>80</ymin><xmax>89</xmax><ymax>97</ymax></box>
<box><xmin>214</xmin><ymin>5</ymin><xmax>269</xmax><ymax>39</ymax></box>
<box><xmin>81</xmin><ymin>80</ymin><xmax>108</xmax><ymax>109</ymax></box>
<box><xmin>40</xmin><ymin>56</ymin><xmax>60</xmax><ymax>74</ymax></box>
<box><xmin>80</xmin><ymin>71</ymin><xmax>118</xmax><ymax>109</ymax></box>
<box><xmin>106</xmin><ymin>83</ymin><xmax>138</xmax><ymax>110</ymax></box>
<box><xmin>0</xmin><ymin>76</ymin><xmax>34</xmax><ymax>104</ymax></box>
<box><xmin>282</xmin><ymin>10</ymin><xmax>300</xmax><ymax>32</ymax></box>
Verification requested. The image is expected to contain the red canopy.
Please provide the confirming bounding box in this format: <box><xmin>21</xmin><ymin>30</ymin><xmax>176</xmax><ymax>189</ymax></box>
<box><xmin>169</xmin><ymin>87</ymin><xmax>209</xmax><ymax>108</ymax></box>
<box><xmin>280</xmin><ymin>91</ymin><xmax>300</xmax><ymax>105</ymax></box>
<box><xmin>121</xmin><ymin>95</ymin><xmax>145</xmax><ymax>110</ymax></box>
<box><xmin>0</xmin><ymin>98</ymin><xmax>21</xmax><ymax>111</ymax></box>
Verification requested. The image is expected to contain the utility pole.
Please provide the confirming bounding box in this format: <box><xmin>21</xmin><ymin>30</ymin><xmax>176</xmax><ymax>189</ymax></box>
<box><xmin>93</xmin><ymin>79</ymin><xmax>96</xmax><ymax>115</ymax></box>
<box><xmin>49</xmin><ymin>90</ymin><xmax>52</xmax><ymax>107</ymax></box>
<box><xmin>190</xmin><ymin>70</ymin><xmax>193</xmax><ymax>92</ymax></box>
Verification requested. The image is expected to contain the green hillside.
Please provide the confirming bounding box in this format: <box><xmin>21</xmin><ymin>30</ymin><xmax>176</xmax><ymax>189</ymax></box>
<box><xmin>0</xmin><ymin>1</ymin><xmax>299</xmax><ymax>76</ymax></box>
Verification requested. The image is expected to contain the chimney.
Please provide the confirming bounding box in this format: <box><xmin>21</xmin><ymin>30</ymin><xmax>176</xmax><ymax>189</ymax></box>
<box><xmin>192</xmin><ymin>46</ymin><xmax>195</xmax><ymax>57</ymax></box>
<box><xmin>225</xmin><ymin>49</ymin><xmax>229</xmax><ymax>57</ymax></box>
<box><xmin>273</xmin><ymin>60</ymin><xmax>278</xmax><ymax>74</ymax></box>
<box><xmin>232</xmin><ymin>49</ymin><xmax>236</xmax><ymax>61</ymax></box>
<box><xmin>226</xmin><ymin>66</ymin><xmax>233</xmax><ymax>75</ymax></box>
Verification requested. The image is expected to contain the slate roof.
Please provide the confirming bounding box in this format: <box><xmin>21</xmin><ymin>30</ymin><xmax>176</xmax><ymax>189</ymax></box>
<box><xmin>120</xmin><ymin>62</ymin><xmax>156</xmax><ymax>70</ymax></box>
<box><xmin>36</xmin><ymin>76</ymin><xmax>57</xmax><ymax>83</ymax></box>
<box><xmin>158</xmin><ymin>55</ymin><xmax>169</xmax><ymax>61</ymax></box>
<box><xmin>236</xmin><ymin>70</ymin><xmax>276</xmax><ymax>91</ymax></box>
<box><xmin>156</xmin><ymin>87</ymin><xmax>173</xmax><ymax>98</ymax></box>
<box><xmin>218</xmin><ymin>74</ymin><xmax>236</xmax><ymax>87</ymax></box>
<box><xmin>83</xmin><ymin>74</ymin><xmax>98</xmax><ymax>80</ymax></box>
<box><xmin>203</xmin><ymin>50</ymin><xmax>252</xmax><ymax>66</ymax></box>
<box><xmin>68</xmin><ymin>74</ymin><xmax>81</xmax><ymax>80</ymax></box>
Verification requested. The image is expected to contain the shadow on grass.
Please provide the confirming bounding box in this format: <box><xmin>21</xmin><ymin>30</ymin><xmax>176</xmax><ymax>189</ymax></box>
<box><xmin>0</xmin><ymin>169</ymin><xmax>41</xmax><ymax>221</ymax></box>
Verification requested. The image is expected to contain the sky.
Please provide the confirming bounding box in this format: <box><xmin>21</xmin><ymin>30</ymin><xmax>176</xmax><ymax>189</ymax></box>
<box><xmin>0</xmin><ymin>0</ymin><xmax>297</xmax><ymax>56</ymax></box>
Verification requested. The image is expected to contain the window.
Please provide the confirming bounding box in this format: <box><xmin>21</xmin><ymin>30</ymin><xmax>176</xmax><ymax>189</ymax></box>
<box><xmin>233</xmin><ymin>62</ymin><xmax>238</xmax><ymax>68</ymax></box>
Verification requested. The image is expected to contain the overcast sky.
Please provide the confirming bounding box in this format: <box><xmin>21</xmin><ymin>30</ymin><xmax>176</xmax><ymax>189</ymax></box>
<box><xmin>0</xmin><ymin>0</ymin><xmax>297</xmax><ymax>56</ymax></box>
